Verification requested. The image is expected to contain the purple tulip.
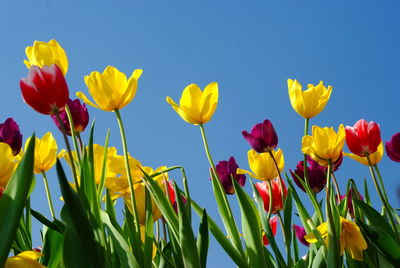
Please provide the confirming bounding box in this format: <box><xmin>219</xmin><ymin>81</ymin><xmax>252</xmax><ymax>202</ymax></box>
<box><xmin>338</xmin><ymin>190</ymin><xmax>363</xmax><ymax>218</ymax></box>
<box><xmin>52</xmin><ymin>98</ymin><xmax>89</xmax><ymax>136</ymax></box>
<box><xmin>0</xmin><ymin>118</ymin><xmax>23</xmax><ymax>155</ymax></box>
<box><xmin>386</xmin><ymin>132</ymin><xmax>400</xmax><ymax>162</ymax></box>
<box><xmin>214</xmin><ymin>156</ymin><xmax>246</xmax><ymax>194</ymax></box>
<box><xmin>293</xmin><ymin>224</ymin><xmax>309</xmax><ymax>247</ymax></box>
<box><xmin>242</xmin><ymin>119</ymin><xmax>278</xmax><ymax>153</ymax></box>
<box><xmin>290</xmin><ymin>157</ymin><xmax>327</xmax><ymax>194</ymax></box>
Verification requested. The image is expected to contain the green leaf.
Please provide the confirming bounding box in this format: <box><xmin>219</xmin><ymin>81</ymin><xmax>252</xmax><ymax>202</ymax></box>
<box><xmin>232</xmin><ymin>178</ymin><xmax>266</xmax><ymax>268</ymax></box>
<box><xmin>197</xmin><ymin>209</ymin><xmax>209</xmax><ymax>268</ymax></box>
<box><xmin>30</xmin><ymin>209</ymin><xmax>64</xmax><ymax>233</ymax></box>
<box><xmin>0</xmin><ymin>134</ymin><xmax>35</xmax><ymax>267</ymax></box>
<box><xmin>143</xmin><ymin>188</ymin><xmax>154</xmax><ymax>268</ymax></box>
<box><xmin>41</xmin><ymin>227</ymin><xmax>63</xmax><ymax>267</ymax></box>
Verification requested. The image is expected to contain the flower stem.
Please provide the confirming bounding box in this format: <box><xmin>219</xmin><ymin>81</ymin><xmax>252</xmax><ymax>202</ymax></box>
<box><xmin>54</xmin><ymin>110</ymin><xmax>79</xmax><ymax>188</ymax></box>
<box><xmin>199</xmin><ymin>124</ymin><xmax>217</xmax><ymax>176</ymax></box>
<box><xmin>373</xmin><ymin>164</ymin><xmax>389</xmax><ymax>202</ymax></box>
<box><xmin>65</xmin><ymin>105</ymin><xmax>81</xmax><ymax>162</ymax></box>
<box><xmin>114</xmin><ymin>109</ymin><xmax>141</xmax><ymax>237</ymax></box>
<box><xmin>268</xmin><ymin>151</ymin><xmax>285</xmax><ymax>209</ymax></box>
<box><xmin>331</xmin><ymin>173</ymin><xmax>341</xmax><ymax>202</ymax></box>
<box><xmin>266</xmin><ymin>180</ymin><xmax>273</xmax><ymax>221</ymax></box>
<box><xmin>42</xmin><ymin>171</ymin><xmax>56</xmax><ymax>219</ymax></box>
<box><xmin>277</xmin><ymin>211</ymin><xmax>292</xmax><ymax>266</ymax></box>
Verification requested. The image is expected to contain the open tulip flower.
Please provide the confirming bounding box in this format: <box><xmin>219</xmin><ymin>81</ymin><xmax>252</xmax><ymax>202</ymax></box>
<box><xmin>344</xmin><ymin>142</ymin><xmax>384</xmax><ymax>166</ymax></box>
<box><xmin>237</xmin><ymin>149</ymin><xmax>284</xmax><ymax>181</ymax></box>
<box><xmin>166</xmin><ymin>82</ymin><xmax>218</xmax><ymax>125</ymax></box>
<box><xmin>262</xmin><ymin>216</ymin><xmax>278</xmax><ymax>246</ymax></box>
<box><xmin>345</xmin><ymin>119</ymin><xmax>381</xmax><ymax>157</ymax></box>
<box><xmin>0</xmin><ymin>143</ymin><xmax>16</xmax><ymax>188</ymax></box>
<box><xmin>305</xmin><ymin>217</ymin><xmax>367</xmax><ymax>261</ymax></box>
<box><xmin>242</xmin><ymin>119</ymin><xmax>278</xmax><ymax>153</ymax></box>
<box><xmin>214</xmin><ymin>156</ymin><xmax>246</xmax><ymax>194</ymax></box>
<box><xmin>385</xmin><ymin>132</ymin><xmax>400</xmax><ymax>162</ymax></box>
<box><xmin>77</xmin><ymin>66</ymin><xmax>142</xmax><ymax>112</ymax></box>
<box><xmin>25</xmin><ymin>132</ymin><xmax>58</xmax><ymax>174</ymax></box>
<box><xmin>20</xmin><ymin>64</ymin><xmax>69</xmax><ymax>115</ymax></box>
<box><xmin>256</xmin><ymin>178</ymin><xmax>287</xmax><ymax>213</ymax></box>
<box><xmin>24</xmin><ymin>39</ymin><xmax>68</xmax><ymax>75</ymax></box>
<box><xmin>302</xmin><ymin>124</ymin><xmax>345</xmax><ymax>166</ymax></box>
<box><xmin>52</xmin><ymin>98</ymin><xmax>89</xmax><ymax>136</ymax></box>
<box><xmin>290</xmin><ymin>156</ymin><xmax>327</xmax><ymax>194</ymax></box>
<box><xmin>288</xmin><ymin>79</ymin><xmax>332</xmax><ymax>119</ymax></box>
<box><xmin>0</xmin><ymin>118</ymin><xmax>22</xmax><ymax>155</ymax></box>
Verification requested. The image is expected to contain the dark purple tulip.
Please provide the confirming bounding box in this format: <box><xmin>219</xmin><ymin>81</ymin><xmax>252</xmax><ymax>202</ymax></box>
<box><xmin>0</xmin><ymin>118</ymin><xmax>23</xmax><ymax>155</ymax></box>
<box><xmin>52</xmin><ymin>98</ymin><xmax>89</xmax><ymax>136</ymax></box>
<box><xmin>293</xmin><ymin>224</ymin><xmax>309</xmax><ymax>247</ymax></box>
<box><xmin>386</xmin><ymin>132</ymin><xmax>400</xmax><ymax>162</ymax></box>
<box><xmin>332</xmin><ymin>153</ymin><xmax>343</xmax><ymax>172</ymax></box>
<box><xmin>242</xmin><ymin>119</ymin><xmax>278</xmax><ymax>153</ymax></box>
<box><xmin>290</xmin><ymin>157</ymin><xmax>326</xmax><ymax>194</ymax></box>
<box><xmin>214</xmin><ymin>156</ymin><xmax>246</xmax><ymax>194</ymax></box>
<box><xmin>338</xmin><ymin>190</ymin><xmax>363</xmax><ymax>218</ymax></box>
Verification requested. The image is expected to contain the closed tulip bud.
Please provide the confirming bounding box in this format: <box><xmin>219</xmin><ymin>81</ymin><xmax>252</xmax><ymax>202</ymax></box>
<box><xmin>166</xmin><ymin>82</ymin><xmax>218</xmax><ymax>125</ymax></box>
<box><xmin>0</xmin><ymin>118</ymin><xmax>23</xmax><ymax>155</ymax></box>
<box><xmin>256</xmin><ymin>178</ymin><xmax>287</xmax><ymax>214</ymax></box>
<box><xmin>52</xmin><ymin>99</ymin><xmax>89</xmax><ymax>136</ymax></box>
<box><xmin>242</xmin><ymin>120</ymin><xmax>278</xmax><ymax>153</ymax></box>
<box><xmin>165</xmin><ymin>180</ymin><xmax>186</xmax><ymax>213</ymax></box>
<box><xmin>20</xmin><ymin>64</ymin><xmax>69</xmax><ymax>115</ymax></box>
<box><xmin>293</xmin><ymin>224</ymin><xmax>309</xmax><ymax>247</ymax></box>
<box><xmin>345</xmin><ymin>119</ymin><xmax>381</xmax><ymax>157</ymax></box>
<box><xmin>214</xmin><ymin>156</ymin><xmax>246</xmax><ymax>194</ymax></box>
<box><xmin>386</xmin><ymin>132</ymin><xmax>400</xmax><ymax>162</ymax></box>
<box><xmin>290</xmin><ymin>157</ymin><xmax>326</xmax><ymax>194</ymax></box>
<box><xmin>262</xmin><ymin>216</ymin><xmax>278</xmax><ymax>246</ymax></box>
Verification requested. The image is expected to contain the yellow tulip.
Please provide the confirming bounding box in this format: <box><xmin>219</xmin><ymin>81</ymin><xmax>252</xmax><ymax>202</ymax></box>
<box><xmin>344</xmin><ymin>142</ymin><xmax>384</xmax><ymax>166</ymax></box>
<box><xmin>5</xmin><ymin>251</ymin><xmax>45</xmax><ymax>268</ymax></box>
<box><xmin>166</xmin><ymin>82</ymin><xmax>218</xmax><ymax>125</ymax></box>
<box><xmin>77</xmin><ymin>66</ymin><xmax>142</xmax><ymax>111</ymax></box>
<box><xmin>237</xmin><ymin>149</ymin><xmax>284</xmax><ymax>181</ymax></box>
<box><xmin>24</xmin><ymin>39</ymin><xmax>68</xmax><ymax>75</ymax></box>
<box><xmin>0</xmin><ymin>143</ymin><xmax>16</xmax><ymax>188</ymax></box>
<box><xmin>25</xmin><ymin>132</ymin><xmax>57</xmax><ymax>174</ymax></box>
<box><xmin>302</xmin><ymin>125</ymin><xmax>345</xmax><ymax>166</ymax></box>
<box><xmin>304</xmin><ymin>217</ymin><xmax>367</xmax><ymax>261</ymax></box>
<box><xmin>288</xmin><ymin>79</ymin><xmax>332</xmax><ymax>119</ymax></box>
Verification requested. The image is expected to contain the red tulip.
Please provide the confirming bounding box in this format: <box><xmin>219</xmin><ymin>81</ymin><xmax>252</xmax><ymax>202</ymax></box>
<box><xmin>20</xmin><ymin>64</ymin><xmax>69</xmax><ymax>115</ymax></box>
<box><xmin>256</xmin><ymin>178</ymin><xmax>287</xmax><ymax>214</ymax></box>
<box><xmin>345</xmin><ymin>119</ymin><xmax>381</xmax><ymax>157</ymax></box>
<box><xmin>262</xmin><ymin>216</ymin><xmax>278</xmax><ymax>246</ymax></box>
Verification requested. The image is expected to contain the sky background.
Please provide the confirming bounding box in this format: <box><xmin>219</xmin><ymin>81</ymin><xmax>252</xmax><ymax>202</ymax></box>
<box><xmin>1</xmin><ymin>0</ymin><xmax>400</xmax><ymax>266</ymax></box>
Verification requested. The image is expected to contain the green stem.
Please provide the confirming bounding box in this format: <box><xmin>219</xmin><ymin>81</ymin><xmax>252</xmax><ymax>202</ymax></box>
<box><xmin>331</xmin><ymin>173</ymin><xmax>341</xmax><ymax>202</ymax></box>
<box><xmin>77</xmin><ymin>133</ymin><xmax>84</xmax><ymax>151</ymax></box>
<box><xmin>373</xmin><ymin>164</ymin><xmax>389</xmax><ymax>202</ymax></box>
<box><xmin>199</xmin><ymin>124</ymin><xmax>217</xmax><ymax>176</ymax></box>
<box><xmin>277</xmin><ymin>211</ymin><xmax>292</xmax><ymax>266</ymax></box>
<box><xmin>114</xmin><ymin>109</ymin><xmax>141</xmax><ymax>238</ymax></box>
<box><xmin>303</xmin><ymin>118</ymin><xmax>310</xmax><ymax>187</ymax></box>
<box><xmin>326</xmin><ymin>160</ymin><xmax>339</xmax><ymax>265</ymax></box>
<box><xmin>268</xmin><ymin>151</ymin><xmax>285</xmax><ymax>209</ymax></box>
<box><xmin>54</xmin><ymin>110</ymin><xmax>79</xmax><ymax>188</ymax></box>
<box><xmin>42</xmin><ymin>171</ymin><xmax>56</xmax><ymax>219</ymax></box>
<box><xmin>65</xmin><ymin>105</ymin><xmax>81</xmax><ymax>162</ymax></box>
<box><xmin>266</xmin><ymin>180</ymin><xmax>273</xmax><ymax>221</ymax></box>
<box><xmin>366</xmin><ymin>156</ymin><xmax>399</xmax><ymax>241</ymax></box>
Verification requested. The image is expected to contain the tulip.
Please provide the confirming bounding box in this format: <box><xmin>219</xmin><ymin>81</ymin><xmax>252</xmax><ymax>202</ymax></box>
<box><xmin>25</xmin><ymin>132</ymin><xmax>58</xmax><ymax>174</ymax></box>
<box><xmin>305</xmin><ymin>217</ymin><xmax>367</xmax><ymax>261</ymax></box>
<box><xmin>290</xmin><ymin>157</ymin><xmax>326</xmax><ymax>194</ymax></box>
<box><xmin>0</xmin><ymin>118</ymin><xmax>22</xmax><ymax>155</ymax></box>
<box><xmin>344</xmin><ymin>142</ymin><xmax>384</xmax><ymax>166</ymax></box>
<box><xmin>166</xmin><ymin>82</ymin><xmax>218</xmax><ymax>125</ymax></box>
<box><xmin>385</xmin><ymin>132</ymin><xmax>400</xmax><ymax>162</ymax></box>
<box><xmin>302</xmin><ymin>125</ymin><xmax>345</xmax><ymax>166</ymax></box>
<box><xmin>237</xmin><ymin>149</ymin><xmax>284</xmax><ymax>181</ymax></box>
<box><xmin>242</xmin><ymin>119</ymin><xmax>278</xmax><ymax>153</ymax></box>
<box><xmin>293</xmin><ymin>224</ymin><xmax>309</xmax><ymax>247</ymax></box>
<box><xmin>24</xmin><ymin>39</ymin><xmax>68</xmax><ymax>75</ymax></box>
<box><xmin>345</xmin><ymin>119</ymin><xmax>381</xmax><ymax>157</ymax></box>
<box><xmin>52</xmin><ymin>99</ymin><xmax>89</xmax><ymax>136</ymax></box>
<box><xmin>4</xmin><ymin>251</ymin><xmax>44</xmax><ymax>268</ymax></box>
<box><xmin>214</xmin><ymin>156</ymin><xmax>246</xmax><ymax>194</ymax></box>
<box><xmin>338</xmin><ymin>190</ymin><xmax>363</xmax><ymax>218</ymax></box>
<box><xmin>255</xmin><ymin>178</ymin><xmax>287</xmax><ymax>213</ymax></box>
<box><xmin>20</xmin><ymin>64</ymin><xmax>69</xmax><ymax>115</ymax></box>
<box><xmin>262</xmin><ymin>216</ymin><xmax>278</xmax><ymax>246</ymax></box>
<box><xmin>0</xmin><ymin>143</ymin><xmax>16</xmax><ymax>188</ymax></box>
<box><xmin>0</xmin><ymin>187</ymin><xmax>4</xmax><ymax>199</ymax></box>
<box><xmin>77</xmin><ymin>66</ymin><xmax>142</xmax><ymax>112</ymax></box>
<box><xmin>288</xmin><ymin>79</ymin><xmax>332</xmax><ymax>119</ymax></box>
<box><xmin>165</xmin><ymin>180</ymin><xmax>187</xmax><ymax>213</ymax></box>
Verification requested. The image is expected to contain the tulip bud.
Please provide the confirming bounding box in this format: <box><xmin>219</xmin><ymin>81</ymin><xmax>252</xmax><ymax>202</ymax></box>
<box><xmin>20</xmin><ymin>64</ymin><xmax>69</xmax><ymax>115</ymax></box>
<box><xmin>242</xmin><ymin>120</ymin><xmax>278</xmax><ymax>153</ymax></box>
<box><xmin>0</xmin><ymin>118</ymin><xmax>23</xmax><ymax>155</ymax></box>
<box><xmin>290</xmin><ymin>157</ymin><xmax>326</xmax><ymax>194</ymax></box>
<box><xmin>386</xmin><ymin>132</ymin><xmax>400</xmax><ymax>162</ymax></box>
<box><xmin>262</xmin><ymin>216</ymin><xmax>278</xmax><ymax>246</ymax></box>
<box><xmin>214</xmin><ymin>156</ymin><xmax>246</xmax><ymax>194</ymax></box>
<box><xmin>256</xmin><ymin>178</ymin><xmax>287</xmax><ymax>213</ymax></box>
<box><xmin>293</xmin><ymin>224</ymin><xmax>309</xmax><ymax>247</ymax></box>
<box><xmin>52</xmin><ymin>99</ymin><xmax>89</xmax><ymax>136</ymax></box>
<box><xmin>345</xmin><ymin>119</ymin><xmax>381</xmax><ymax>157</ymax></box>
<box><xmin>165</xmin><ymin>180</ymin><xmax>186</xmax><ymax>213</ymax></box>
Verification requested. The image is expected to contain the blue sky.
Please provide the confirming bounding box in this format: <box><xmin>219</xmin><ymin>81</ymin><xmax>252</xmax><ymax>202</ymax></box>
<box><xmin>1</xmin><ymin>0</ymin><xmax>400</xmax><ymax>266</ymax></box>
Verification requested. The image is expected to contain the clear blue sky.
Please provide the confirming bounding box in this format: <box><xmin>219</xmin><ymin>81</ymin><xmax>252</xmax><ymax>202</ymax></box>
<box><xmin>1</xmin><ymin>0</ymin><xmax>400</xmax><ymax>266</ymax></box>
